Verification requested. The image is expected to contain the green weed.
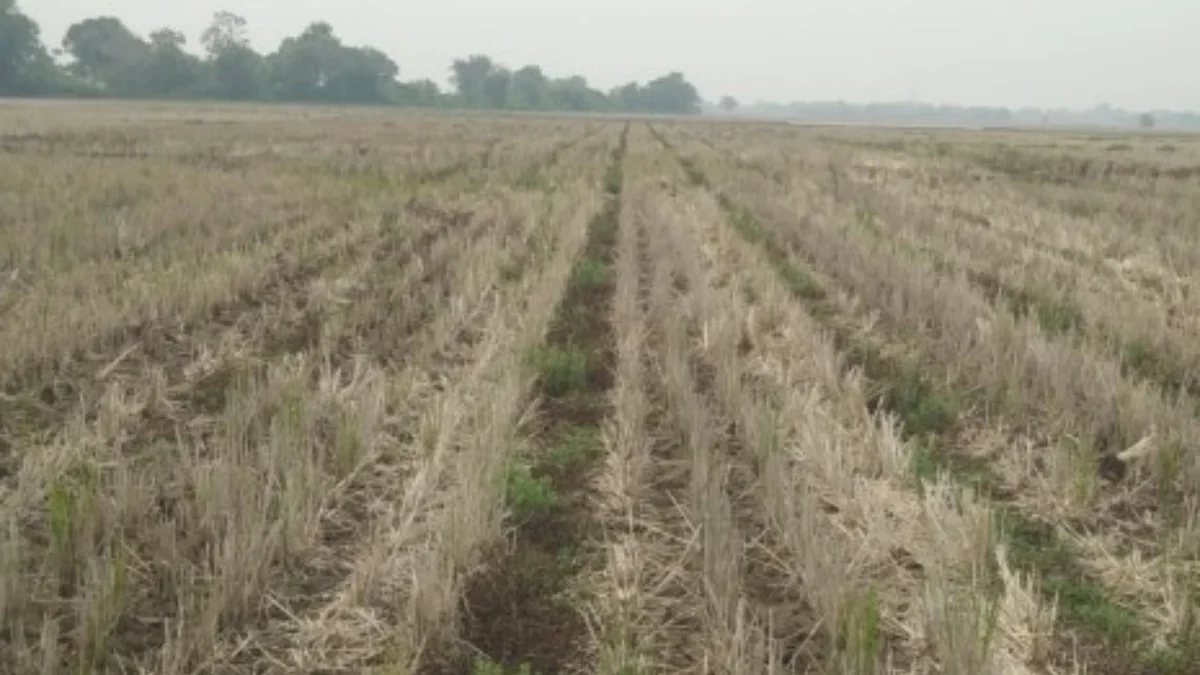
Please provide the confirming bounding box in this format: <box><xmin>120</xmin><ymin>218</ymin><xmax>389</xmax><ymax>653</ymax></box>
<box><xmin>909</xmin><ymin>439</ymin><xmax>942</xmax><ymax>485</ymax></box>
<box><xmin>79</xmin><ymin>548</ymin><xmax>130</xmax><ymax>673</ymax></box>
<box><xmin>47</xmin><ymin>481</ymin><xmax>77</xmax><ymax>555</ymax></box>
<box><xmin>500</xmin><ymin>260</ymin><xmax>524</xmax><ymax>283</ymax></box>
<box><xmin>1138</xmin><ymin>601</ymin><xmax>1199</xmax><ymax>674</ymax></box>
<box><xmin>678</xmin><ymin>159</ymin><xmax>708</xmax><ymax>188</ymax></box>
<box><xmin>1065</xmin><ymin>437</ymin><xmax>1100</xmax><ymax>508</ymax></box>
<box><xmin>1119</xmin><ymin>338</ymin><xmax>1199</xmax><ymax>400</ymax></box>
<box><xmin>1122</xmin><ymin>338</ymin><xmax>1157</xmax><ymax>375</ymax></box>
<box><xmin>504</xmin><ymin>462</ymin><xmax>558</xmax><ymax>525</ymax></box>
<box><xmin>1033</xmin><ymin>294</ymin><xmax>1086</xmax><ymax>336</ymax></box>
<box><xmin>976</xmin><ymin>274</ymin><xmax>1086</xmax><ymax>337</ymax></box>
<box><xmin>472</xmin><ymin>658</ymin><xmax>535</xmax><ymax>675</ymax></box>
<box><xmin>516</xmin><ymin>167</ymin><xmax>548</xmax><ymax>191</ymax></box>
<box><xmin>1156</xmin><ymin>440</ymin><xmax>1185</xmax><ymax>516</ymax></box>
<box><xmin>951</xmin><ymin>206</ymin><xmax>991</xmax><ymax>228</ymax></box>
<box><xmin>1062</xmin><ymin>198</ymin><xmax>1101</xmax><ymax>219</ymax></box>
<box><xmin>598</xmin><ymin>645</ymin><xmax>648</xmax><ymax>675</ymax></box>
<box><xmin>726</xmin><ymin>203</ymin><xmax>767</xmax><ymax>243</ymax></box>
<box><xmin>835</xmin><ymin>586</ymin><xmax>884</xmax><ymax>675</ymax></box>
<box><xmin>774</xmin><ymin>259</ymin><xmax>826</xmax><ymax>301</ymax></box>
<box><xmin>908</xmin><ymin>438</ymin><xmax>995</xmax><ymax>497</ymax></box>
<box><xmin>332</xmin><ymin>410</ymin><xmax>366</xmax><ymax>477</ymax></box>
<box><xmin>887</xmin><ymin>365</ymin><xmax>959</xmax><ymax>439</ymax></box>
<box><xmin>545</xmin><ymin>426</ymin><xmax>603</xmax><ymax>469</ymax></box>
<box><xmin>1000</xmin><ymin>508</ymin><xmax>1141</xmax><ymax>645</ymax></box>
<box><xmin>526</xmin><ymin>345</ymin><xmax>589</xmax><ymax>396</ymax></box>
<box><xmin>854</xmin><ymin>204</ymin><xmax>878</xmax><ymax>232</ymax></box>
<box><xmin>927</xmin><ymin>572</ymin><xmax>1003</xmax><ymax>675</ymax></box>
<box><xmin>719</xmin><ymin>200</ymin><xmax>826</xmax><ymax>302</ymax></box>
<box><xmin>46</xmin><ymin>463</ymin><xmax>99</xmax><ymax>576</ymax></box>
<box><xmin>603</xmin><ymin>163</ymin><xmax>623</xmax><ymax>196</ymax></box>
<box><xmin>572</xmin><ymin>256</ymin><xmax>609</xmax><ymax>290</ymax></box>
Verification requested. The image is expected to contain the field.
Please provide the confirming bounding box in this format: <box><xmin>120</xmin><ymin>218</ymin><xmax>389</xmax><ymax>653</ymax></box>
<box><xmin>1</xmin><ymin>101</ymin><xmax>1199</xmax><ymax>675</ymax></box>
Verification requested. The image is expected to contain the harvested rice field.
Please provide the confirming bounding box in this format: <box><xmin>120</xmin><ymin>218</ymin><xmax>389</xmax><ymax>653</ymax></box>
<box><xmin>1</xmin><ymin>101</ymin><xmax>1198</xmax><ymax>674</ymax></box>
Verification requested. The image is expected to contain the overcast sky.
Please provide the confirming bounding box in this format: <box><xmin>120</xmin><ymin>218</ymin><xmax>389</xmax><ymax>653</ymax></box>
<box><xmin>27</xmin><ymin>0</ymin><xmax>1200</xmax><ymax>110</ymax></box>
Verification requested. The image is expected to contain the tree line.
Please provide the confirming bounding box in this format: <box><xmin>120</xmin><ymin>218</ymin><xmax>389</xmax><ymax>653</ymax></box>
<box><xmin>731</xmin><ymin>99</ymin><xmax>1198</xmax><ymax>131</ymax></box>
<box><xmin>0</xmin><ymin>2</ymin><xmax>704</xmax><ymax>115</ymax></box>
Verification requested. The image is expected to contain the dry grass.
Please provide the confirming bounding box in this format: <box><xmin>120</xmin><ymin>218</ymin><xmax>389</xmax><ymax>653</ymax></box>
<box><xmin>4</xmin><ymin>100</ymin><xmax>1198</xmax><ymax>674</ymax></box>
<box><xmin>658</xmin><ymin>120</ymin><xmax>1200</xmax><ymax>673</ymax></box>
<box><xmin>0</xmin><ymin>101</ymin><xmax>612</xmax><ymax>674</ymax></box>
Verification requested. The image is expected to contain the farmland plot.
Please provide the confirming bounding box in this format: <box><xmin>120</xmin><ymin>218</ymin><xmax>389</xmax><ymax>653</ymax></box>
<box><xmin>0</xmin><ymin>103</ymin><xmax>1196</xmax><ymax>674</ymax></box>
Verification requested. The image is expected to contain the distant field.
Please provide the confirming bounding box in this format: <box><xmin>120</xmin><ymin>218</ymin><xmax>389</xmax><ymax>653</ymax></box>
<box><xmin>1</xmin><ymin>101</ymin><xmax>1198</xmax><ymax>675</ymax></box>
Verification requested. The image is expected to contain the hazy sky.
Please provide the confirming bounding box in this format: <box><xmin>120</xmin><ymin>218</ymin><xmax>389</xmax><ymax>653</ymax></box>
<box><xmin>27</xmin><ymin>0</ymin><xmax>1200</xmax><ymax>110</ymax></box>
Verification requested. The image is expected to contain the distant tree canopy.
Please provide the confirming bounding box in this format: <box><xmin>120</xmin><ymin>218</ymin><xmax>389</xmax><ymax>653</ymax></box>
<box><xmin>0</xmin><ymin>0</ymin><xmax>58</xmax><ymax>95</ymax></box>
<box><xmin>0</xmin><ymin>3</ymin><xmax>704</xmax><ymax>114</ymax></box>
<box><xmin>729</xmin><ymin>100</ymin><xmax>1200</xmax><ymax>131</ymax></box>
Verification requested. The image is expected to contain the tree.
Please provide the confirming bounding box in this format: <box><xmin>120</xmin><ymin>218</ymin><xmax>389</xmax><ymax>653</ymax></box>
<box><xmin>1139</xmin><ymin>112</ymin><xmax>1156</xmax><ymax>129</ymax></box>
<box><xmin>450</xmin><ymin>54</ymin><xmax>495</xmax><ymax>106</ymax></box>
<box><xmin>636</xmin><ymin>72</ymin><xmax>701</xmax><ymax>114</ymax></box>
<box><xmin>324</xmin><ymin>46</ymin><xmax>399</xmax><ymax>103</ymax></box>
<box><xmin>200</xmin><ymin>11</ymin><xmax>249</xmax><ymax>55</ymax></box>
<box><xmin>211</xmin><ymin>46</ymin><xmax>263</xmax><ymax>99</ymax></box>
<box><xmin>0</xmin><ymin>0</ymin><xmax>50</xmax><ymax>94</ymax></box>
<box><xmin>482</xmin><ymin>67</ymin><xmax>511</xmax><ymax>108</ymax></box>
<box><xmin>201</xmin><ymin>12</ymin><xmax>262</xmax><ymax>100</ymax></box>
<box><xmin>509</xmin><ymin>65</ymin><xmax>547</xmax><ymax>110</ymax></box>
<box><xmin>150</xmin><ymin>28</ymin><xmax>186</xmax><ymax>51</ymax></box>
<box><xmin>395</xmin><ymin>78</ymin><xmax>441</xmax><ymax>107</ymax></box>
<box><xmin>268</xmin><ymin>30</ymin><xmax>327</xmax><ymax>101</ymax></box>
<box><xmin>608</xmin><ymin>82</ymin><xmax>641</xmax><ymax>111</ymax></box>
<box><xmin>718</xmin><ymin>95</ymin><xmax>738</xmax><ymax>113</ymax></box>
<box><xmin>267</xmin><ymin>22</ymin><xmax>397</xmax><ymax>103</ymax></box>
<box><xmin>143</xmin><ymin>28</ymin><xmax>202</xmax><ymax>96</ymax></box>
<box><xmin>1</xmin><ymin>6</ymin><xmax>709</xmax><ymax>114</ymax></box>
<box><xmin>550</xmin><ymin>75</ymin><xmax>608</xmax><ymax>112</ymax></box>
<box><xmin>62</xmin><ymin>16</ymin><xmax>150</xmax><ymax>94</ymax></box>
